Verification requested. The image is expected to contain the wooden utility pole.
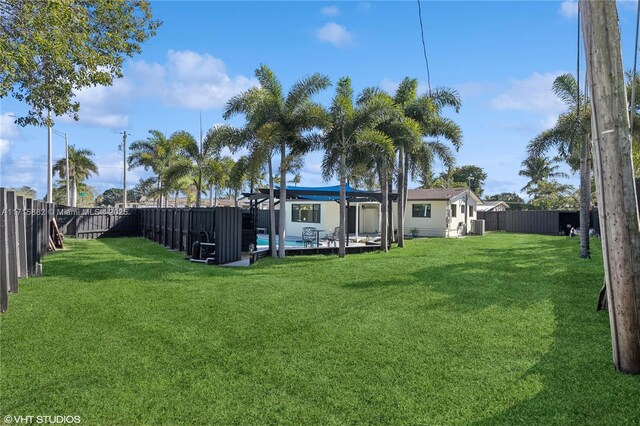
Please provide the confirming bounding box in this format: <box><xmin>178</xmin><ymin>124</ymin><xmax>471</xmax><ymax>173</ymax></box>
<box><xmin>582</xmin><ymin>0</ymin><xmax>640</xmax><ymax>374</ymax></box>
<box><xmin>122</xmin><ymin>131</ymin><xmax>128</xmax><ymax>209</ymax></box>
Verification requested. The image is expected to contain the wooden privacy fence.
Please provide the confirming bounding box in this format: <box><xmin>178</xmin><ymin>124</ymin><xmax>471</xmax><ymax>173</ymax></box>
<box><xmin>0</xmin><ymin>188</ymin><xmax>52</xmax><ymax>313</ymax></box>
<box><xmin>140</xmin><ymin>207</ymin><xmax>245</xmax><ymax>265</ymax></box>
<box><xmin>56</xmin><ymin>207</ymin><xmax>141</xmax><ymax>239</ymax></box>
<box><xmin>478</xmin><ymin>210</ymin><xmax>592</xmax><ymax>235</ymax></box>
<box><xmin>57</xmin><ymin>206</ymin><xmax>248</xmax><ymax>265</ymax></box>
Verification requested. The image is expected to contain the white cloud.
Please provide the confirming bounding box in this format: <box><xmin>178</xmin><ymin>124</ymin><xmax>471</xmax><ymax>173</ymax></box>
<box><xmin>490</xmin><ymin>72</ymin><xmax>566</xmax><ymax>115</ymax></box>
<box><xmin>0</xmin><ymin>139</ymin><xmax>10</xmax><ymax>157</ymax></box>
<box><xmin>132</xmin><ymin>50</ymin><xmax>257</xmax><ymax>109</ymax></box>
<box><xmin>65</xmin><ymin>78</ymin><xmax>132</xmax><ymax>128</ymax></box>
<box><xmin>0</xmin><ymin>154</ymin><xmax>46</xmax><ymax>193</ymax></box>
<box><xmin>320</xmin><ymin>5</ymin><xmax>340</xmax><ymax>17</ymax></box>
<box><xmin>90</xmin><ymin>152</ymin><xmax>145</xmax><ymax>193</ymax></box>
<box><xmin>0</xmin><ymin>112</ymin><xmax>20</xmax><ymax>157</ymax></box>
<box><xmin>315</xmin><ymin>23</ymin><xmax>355</xmax><ymax>48</ymax></box>
<box><xmin>560</xmin><ymin>0</ymin><xmax>578</xmax><ymax>19</ymax></box>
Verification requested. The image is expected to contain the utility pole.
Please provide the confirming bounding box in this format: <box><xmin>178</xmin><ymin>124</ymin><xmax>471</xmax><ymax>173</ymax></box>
<box><xmin>65</xmin><ymin>132</ymin><xmax>69</xmax><ymax>206</ymax></box>
<box><xmin>582</xmin><ymin>0</ymin><xmax>640</xmax><ymax>374</ymax></box>
<box><xmin>52</xmin><ymin>129</ymin><xmax>70</xmax><ymax>206</ymax></box>
<box><xmin>121</xmin><ymin>131</ymin><xmax>128</xmax><ymax>208</ymax></box>
<box><xmin>47</xmin><ymin>110</ymin><xmax>52</xmax><ymax>203</ymax></box>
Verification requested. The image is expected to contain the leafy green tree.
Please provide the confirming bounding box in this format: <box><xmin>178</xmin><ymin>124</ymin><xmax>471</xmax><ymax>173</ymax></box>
<box><xmin>321</xmin><ymin>77</ymin><xmax>394</xmax><ymax>257</ymax></box>
<box><xmin>52</xmin><ymin>145</ymin><xmax>98</xmax><ymax>206</ymax></box>
<box><xmin>225</xmin><ymin>64</ymin><xmax>329</xmax><ymax>258</ymax></box>
<box><xmin>518</xmin><ymin>156</ymin><xmax>568</xmax><ymax>194</ymax></box>
<box><xmin>6</xmin><ymin>186</ymin><xmax>36</xmax><ymax>199</ymax></box>
<box><xmin>485</xmin><ymin>192</ymin><xmax>527</xmax><ymax>210</ymax></box>
<box><xmin>95</xmin><ymin>188</ymin><xmax>138</xmax><ymax>206</ymax></box>
<box><xmin>450</xmin><ymin>165</ymin><xmax>488</xmax><ymax>196</ymax></box>
<box><xmin>528</xmin><ymin>180</ymin><xmax>578</xmax><ymax>211</ymax></box>
<box><xmin>1</xmin><ymin>0</ymin><xmax>160</xmax><ymax>126</ymax></box>
<box><xmin>52</xmin><ymin>180</ymin><xmax>94</xmax><ymax>206</ymax></box>
<box><xmin>128</xmin><ymin>130</ymin><xmax>180</xmax><ymax>207</ymax></box>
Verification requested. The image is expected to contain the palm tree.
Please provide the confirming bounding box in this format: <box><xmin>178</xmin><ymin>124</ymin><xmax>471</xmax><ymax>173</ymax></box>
<box><xmin>52</xmin><ymin>145</ymin><xmax>98</xmax><ymax>207</ymax></box>
<box><xmin>321</xmin><ymin>76</ymin><xmax>395</xmax><ymax>258</ymax></box>
<box><xmin>225</xmin><ymin>88</ymin><xmax>280</xmax><ymax>257</ymax></box>
<box><xmin>528</xmin><ymin>74</ymin><xmax>592</xmax><ymax>257</ymax></box>
<box><xmin>394</xmin><ymin>79</ymin><xmax>462</xmax><ymax>247</ymax></box>
<box><xmin>128</xmin><ymin>130</ymin><xmax>180</xmax><ymax>207</ymax></box>
<box><xmin>518</xmin><ymin>155</ymin><xmax>569</xmax><ymax>194</ymax></box>
<box><xmin>226</xmin><ymin>64</ymin><xmax>330</xmax><ymax>258</ymax></box>
<box><xmin>166</xmin><ymin>127</ymin><xmax>227</xmax><ymax>208</ymax></box>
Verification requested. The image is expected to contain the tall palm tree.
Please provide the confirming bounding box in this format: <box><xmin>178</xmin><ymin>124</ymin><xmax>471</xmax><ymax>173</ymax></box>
<box><xmin>321</xmin><ymin>76</ymin><xmax>395</xmax><ymax>258</ymax></box>
<box><xmin>166</xmin><ymin>127</ymin><xmax>227</xmax><ymax>207</ymax></box>
<box><xmin>518</xmin><ymin>155</ymin><xmax>569</xmax><ymax>194</ymax></box>
<box><xmin>226</xmin><ymin>64</ymin><xmax>330</xmax><ymax>258</ymax></box>
<box><xmin>128</xmin><ymin>130</ymin><xmax>180</xmax><ymax>207</ymax></box>
<box><xmin>52</xmin><ymin>145</ymin><xmax>98</xmax><ymax>207</ymax></box>
<box><xmin>225</xmin><ymin>87</ymin><xmax>281</xmax><ymax>257</ymax></box>
<box><xmin>394</xmin><ymin>79</ymin><xmax>462</xmax><ymax>246</ymax></box>
<box><xmin>529</xmin><ymin>74</ymin><xmax>591</xmax><ymax>257</ymax></box>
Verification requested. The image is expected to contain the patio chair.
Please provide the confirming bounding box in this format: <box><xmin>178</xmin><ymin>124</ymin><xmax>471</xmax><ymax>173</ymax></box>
<box><xmin>302</xmin><ymin>226</ymin><xmax>317</xmax><ymax>247</ymax></box>
<box><xmin>324</xmin><ymin>227</ymin><xmax>340</xmax><ymax>247</ymax></box>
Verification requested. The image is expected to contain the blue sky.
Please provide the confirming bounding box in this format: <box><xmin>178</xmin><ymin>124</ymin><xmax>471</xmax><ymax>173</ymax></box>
<box><xmin>1</xmin><ymin>0</ymin><xmax>639</xmax><ymax>199</ymax></box>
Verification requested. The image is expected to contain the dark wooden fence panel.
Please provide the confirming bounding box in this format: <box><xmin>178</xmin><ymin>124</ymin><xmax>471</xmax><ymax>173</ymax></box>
<box><xmin>0</xmin><ymin>188</ymin><xmax>9</xmax><ymax>312</ymax></box>
<box><xmin>479</xmin><ymin>210</ymin><xmax>581</xmax><ymax>235</ymax></box>
<box><xmin>256</xmin><ymin>209</ymin><xmax>278</xmax><ymax>234</ymax></box>
<box><xmin>215</xmin><ymin>207</ymin><xmax>242</xmax><ymax>265</ymax></box>
<box><xmin>57</xmin><ymin>208</ymin><xmax>141</xmax><ymax>239</ymax></box>
<box><xmin>6</xmin><ymin>191</ymin><xmax>19</xmax><ymax>293</ymax></box>
<box><xmin>16</xmin><ymin>196</ymin><xmax>28</xmax><ymax>278</ymax></box>
<box><xmin>0</xmin><ymin>188</ymin><xmax>54</xmax><ymax>313</ymax></box>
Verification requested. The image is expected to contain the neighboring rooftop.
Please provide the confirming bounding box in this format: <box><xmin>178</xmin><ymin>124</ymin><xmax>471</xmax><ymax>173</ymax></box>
<box><xmin>477</xmin><ymin>200</ymin><xmax>510</xmax><ymax>212</ymax></box>
<box><xmin>407</xmin><ymin>187</ymin><xmax>469</xmax><ymax>201</ymax></box>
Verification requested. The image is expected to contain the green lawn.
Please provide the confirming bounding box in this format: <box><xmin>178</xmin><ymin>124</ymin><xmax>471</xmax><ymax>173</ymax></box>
<box><xmin>1</xmin><ymin>233</ymin><xmax>638</xmax><ymax>424</ymax></box>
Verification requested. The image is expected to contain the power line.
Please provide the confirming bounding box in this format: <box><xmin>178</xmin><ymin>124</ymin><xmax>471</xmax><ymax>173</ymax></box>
<box><xmin>417</xmin><ymin>0</ymin><xmax>432</xmax><ymax>95</ymax></box>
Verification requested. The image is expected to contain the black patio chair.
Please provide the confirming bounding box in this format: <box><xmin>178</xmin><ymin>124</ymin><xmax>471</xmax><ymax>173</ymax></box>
<box><xmin>324</xmin><ymin>226</ymin><xmax>340</xmax><ymax>247</ymax></box>
<box><xmin>302</xmin><ymin>227</ymin><xmax>317</xmax><ymax>247</ymax></box>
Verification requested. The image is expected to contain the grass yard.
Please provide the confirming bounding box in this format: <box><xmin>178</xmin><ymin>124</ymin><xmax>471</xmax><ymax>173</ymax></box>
<box><xmin>1</xmin><ymin>233</ymin><xmax>639</xmax><ymax>424</ymax></box>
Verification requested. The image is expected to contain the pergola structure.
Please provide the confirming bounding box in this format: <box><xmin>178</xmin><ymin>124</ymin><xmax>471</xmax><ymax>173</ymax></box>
<box><xmin>243</xmin><ymin>185</ymin><xmax>398</xmax><ymax>245</ymax></box>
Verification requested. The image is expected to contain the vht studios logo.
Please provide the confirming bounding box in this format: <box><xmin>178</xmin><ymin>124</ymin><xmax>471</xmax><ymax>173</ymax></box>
<box><xmin>3</xmin><ymin>415</ymin><xmax>81</xmax><ymax>424</ymax></box>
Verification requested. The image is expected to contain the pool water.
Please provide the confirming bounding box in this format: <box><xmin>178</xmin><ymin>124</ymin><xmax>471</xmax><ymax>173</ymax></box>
<box><xmin>256</xmin><ymin>235</ymin><xmax>306</xmax><ymax>248</ymax></box>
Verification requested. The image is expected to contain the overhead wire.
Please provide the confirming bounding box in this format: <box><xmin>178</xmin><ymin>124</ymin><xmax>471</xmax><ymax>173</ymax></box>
<box><xmin>417</xmin><ymin>0</ymin><xmax>432</xmax><ymax>96</ymax></box>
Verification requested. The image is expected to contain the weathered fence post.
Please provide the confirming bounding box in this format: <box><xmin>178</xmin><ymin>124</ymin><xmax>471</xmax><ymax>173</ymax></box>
<box><xmin>16</xmin><ymin>196</ymin><xmax>28</xmax><ymax>278</ymax></box>
<box><xmin>6</xmin><ymin>191</ymin><xmax>19</xmax><ymax>293</ymax></box>
<box><xmin>0</xmin><ymin>188</ymin><xmax>9</xmax><ymax>312</ymax></box>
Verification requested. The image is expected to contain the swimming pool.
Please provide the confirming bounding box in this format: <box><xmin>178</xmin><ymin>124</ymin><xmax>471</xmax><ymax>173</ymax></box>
<box><xmin>256</xmin><ymin>235</ymin><xmax>306</xmax><ymax>248</ymax></box>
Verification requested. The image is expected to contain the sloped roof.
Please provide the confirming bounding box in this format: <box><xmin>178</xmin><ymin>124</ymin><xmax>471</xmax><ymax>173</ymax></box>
<box><xmin>407</xmin><ymin>188</ymin><xmax>468</xmax><ymax>201</ymax></box>
<box><xmin>477</xmin><ymin>200</ymin><xmax>509</xmax><ymax>211</ymax></box>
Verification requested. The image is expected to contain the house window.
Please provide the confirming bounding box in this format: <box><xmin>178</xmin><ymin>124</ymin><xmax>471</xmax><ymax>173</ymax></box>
<box><xmin>461</xmin><ymin>204</ymin><xmax>466</xmax><ymax>214</ymax></box>
<box><xmin>292</xmin><ymin>204</ymin><xmax>321</xmax><ymax>223</ymax></box>
<box><xmin>412</xmin><ymin>203</ymin><xmax>431</xmax><ymax>218</ymax></box>
<box><xmin>451</xmin><ymin>204</ymin><xmax>457</xmax><ymax>218</ymax></box>
<box><xmin>469</xmin><ymin>206</ymin><xmax>474</xmax><ymax>217</ymax></box>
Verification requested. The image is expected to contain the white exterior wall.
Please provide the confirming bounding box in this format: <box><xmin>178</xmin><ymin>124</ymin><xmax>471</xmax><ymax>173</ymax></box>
<box><xmin>447</xmin><ymin>193</ymin><xmax>479</xmax><ymax>237</ymax></box>
<box><xmin>392</xmin><ymin>192</ymin><xmax>481</xmax><ymax>238</ymax></box>
<box><xmin>393</xmin><ymin>200</ymin><xmax>448</xmax><ymax>237</ymax></box>
<box><xmin>284</xmin><ymin>201</ymin><xmax>340</xmax><ymax>238</ymax></box>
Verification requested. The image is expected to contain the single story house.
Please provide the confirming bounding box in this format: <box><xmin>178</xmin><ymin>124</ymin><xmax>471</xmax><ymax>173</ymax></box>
<box><xmin>477</xmin><ymin>200</ymin><xmax>509</xmax><ymax>212</ymax></box>
<box><xmin>250</xmin><ymin>185</ymin><xmax>482</xmax><ymax>239</ymax></box>
<box><xmin>395</xmin><ymin>188</ymin><xmax>483</xmax><ymax>237</ymax></box>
